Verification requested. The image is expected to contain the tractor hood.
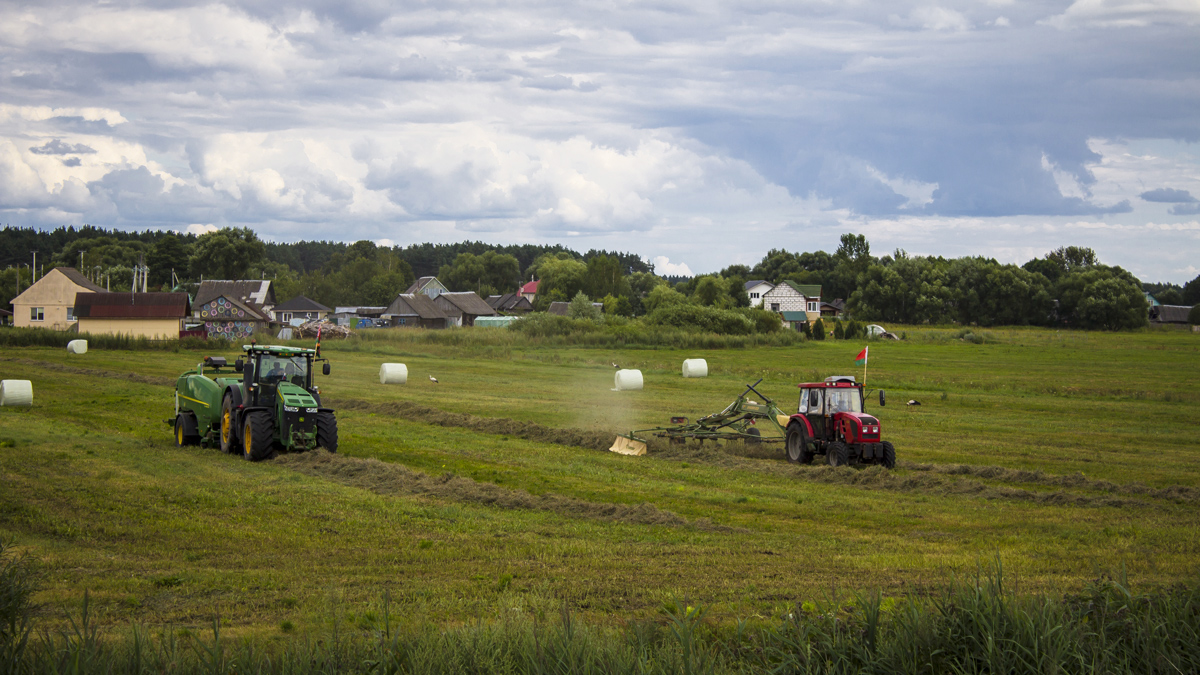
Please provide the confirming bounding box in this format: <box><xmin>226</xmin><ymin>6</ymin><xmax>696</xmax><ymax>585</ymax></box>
<box><xmin>276</xmin><ymin>382</ymin><xmax>318</xmax><ymax>409</ymax></box>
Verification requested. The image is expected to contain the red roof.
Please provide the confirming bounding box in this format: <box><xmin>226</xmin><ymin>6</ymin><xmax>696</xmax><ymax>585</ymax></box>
<box><xmin>521</xmin><ymin>280</ymin><xmax>539</xmax><ymax>293</ymax></box>
<box><xmin>74</xmin><ymin>292</ymin><xmax>190</xmax><ymax>319</ymax></box>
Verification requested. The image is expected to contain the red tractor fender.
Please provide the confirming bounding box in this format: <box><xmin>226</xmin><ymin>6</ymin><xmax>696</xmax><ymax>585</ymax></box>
<box><xmin>786</xmin><ymin>414</ymin><xmax>814</xmax><ymax>437</ymax></box>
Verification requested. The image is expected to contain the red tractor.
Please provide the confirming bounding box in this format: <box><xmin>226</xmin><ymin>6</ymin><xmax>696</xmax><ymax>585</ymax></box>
<box><xmin>785</xmin><ymin>376</ymin><xmax>894</xmax><ymax>468</ymax></box>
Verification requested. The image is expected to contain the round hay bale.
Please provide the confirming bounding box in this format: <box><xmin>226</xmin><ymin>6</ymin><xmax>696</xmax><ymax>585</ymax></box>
<box><xmin>614</xmin><ymin>369</ymin><xmax>643</xmax><ymax>391</ymax></box>
<box><xmin>379</xmin><ymin>363</ymin><xmax>408</xmax><ymax>385</ymax></box>
<box><xmin>67</xmin><ymin>339</ymin><xmax>88</xmax><ymax>355</ymax></box>
<box><xmin>1</xmin><ymin>380</ymin><xmax>33</xmax><ymax>407</ymax></box>
<box><xmin>682</xmin><ymin>358</ymin><xmax>707</xmax><ymax>378</ymax></box>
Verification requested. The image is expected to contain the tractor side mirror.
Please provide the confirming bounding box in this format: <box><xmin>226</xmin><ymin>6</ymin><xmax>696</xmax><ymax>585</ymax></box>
<box><xmin>879</xmin><ymin>389</ymin><xmax>886</xmax><ymax>407</ymax></box>
<box><xmin>322</xmin><ymin>362</ymin><xmax>331</xmax><ymax>376</ymax></box>
<box><xmin>234</xmin><ymin>357</ymin><xmax>244</xmax><ymax>373</ymax></box>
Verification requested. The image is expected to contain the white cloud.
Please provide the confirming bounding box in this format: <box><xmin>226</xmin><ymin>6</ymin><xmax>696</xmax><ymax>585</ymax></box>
<box><xmin>652</xmin><ymin>256</ymin><xmax>693</xmax><ymax>277</ymax></box>
<box><xmin>1042</xmin><ymin>0</ymin><xmax>1200</xmax><ymax>28</ymax></box>
<box><xmin>186</xmin><ymin>224</ymin><xmax>218</xmax><ymax>235</ymax></box>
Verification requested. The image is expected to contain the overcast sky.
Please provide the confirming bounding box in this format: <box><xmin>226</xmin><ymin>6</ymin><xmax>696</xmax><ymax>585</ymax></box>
<box><xmin>2</xmin><ymin>0</ymin><xmax>1198</xmax><ymax>282</ymax></box>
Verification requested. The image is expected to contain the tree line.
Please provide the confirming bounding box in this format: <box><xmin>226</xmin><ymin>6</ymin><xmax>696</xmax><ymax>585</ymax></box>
<box><xmin>3</xmin><ymin>225</ymin><xmax>1195</xmax><ymax>330</ymax></box>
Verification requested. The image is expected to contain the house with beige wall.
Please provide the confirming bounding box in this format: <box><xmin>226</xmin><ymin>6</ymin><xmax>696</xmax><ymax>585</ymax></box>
<box><xmin>761</xmin><ymin>281</ymin><xmax>822</xmax><ymax>323</ymax></box>
<box><xmin>75</xmin><ymin>292</ymin><xmax>191</xmax><ymax>339</ymax></box>
<box><xmin>11</xmin><ymin>267</ymin><xmax>106</xmax><ymax>330</ymax></box>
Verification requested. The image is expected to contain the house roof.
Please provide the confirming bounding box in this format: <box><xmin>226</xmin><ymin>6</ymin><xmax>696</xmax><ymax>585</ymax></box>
<box><xmin>487</xmin><ymin>293</ymin><xmax>532</xmax><ymax>311</ymax></box>
<box><xmin>779</xmin><ymin>311</ymin><xmax>809</xmax><ymax>321</ymax></box>
<box><xmin>194</xmin><ymin>280</ymin><xmax>273</xmax><ymax>308</ymax></box>
<box><xmin>520</xmin><ymin>280</ymin><xmax>539</xmax><ymax>293</ymax></box>
<box><xmin>384</xmin><ymin>293</ymin><xmax>447</xmax><ymax>319</ymax></box>
<box><xmin>776</xmin><ymin>280</ymin><xmax>822</xmax><ymax>298</ymax></box>
<box><xmin>0</xmin><ymin>308</ymin><xmax>12</xmax><ymax>317</ymax></box>
<box><xmin>744</xmin><ymin>279</ymin><xmax>772</xmax><ymax>290</ymax></box>
<box><xmin>75</xmin><ymin>292</ymin><xmax>190</xmax><ymax>319</ymax></box>
<box><xmin>1150</xmin><ymin>305</ymin><xmax>1193</xmax><ymax>323</ymax></box>
<box><xmin>437</xmin><ymin>292</ymin><xmax>497</xmax><ymax>316</ymax></box>
<box><xmin>56</xmin><ymin>267</ymin><xmax>107</xmax><ymax>293</ymax></box>
<box><xmin>273</xmin><ymin>295</ymin><xmax>331</xmax><ymax>312</ymax></box>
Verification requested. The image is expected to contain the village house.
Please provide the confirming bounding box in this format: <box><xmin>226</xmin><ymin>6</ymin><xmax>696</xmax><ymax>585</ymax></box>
<box><xmin>433</xmin><ymin>291</ymin><xmax>498</xmax><ymax>327</ymax></box>
<box><xmin>405</xmin><ymin>276</ymin><xmax>449</xmax><ymax>299</ymax></box>
<box><xmin>272</xmin><ymin>295</ymin><xmax>331</xmax><ymax>324</ymax></box>
<box><xmin>743</xmin><ymin>280</ymin><xmax>774</xmax><ymax>308</ymax></box>
<box><xmin>486</xmin><ymin>293</ymin><xmax>534</xmax><ymax>314</ymax></box>
<box><xmin>382</xmin><ymin>293</ymin><xmax>448</xmax><ymax>328</ymax></box>
<box><xmin>74</xmin><ymin>292</ymin><xmax>191</xmax><ymax>339</ymax></box>
<box><xmin>192</xmin><ymin>280</ymin><xmax>275</xmax><ymax>340</ymax></box>
<box><xmin>761</xmin><ymin>281</ymin><xmax>822</xmax><ymax>323</ymax></box>
<box><xmin>10</xmin><ymin>267</ymin><xmax>106</xmax><ymax>330</ymax></box>
<box><xmin>519</xmin><ymin>279</ymin><xmax>539</xmax><ymax>302</ymax></box>
<box><xmin>1150</xmin><ymin>305</ymin><xmax>1193</xmax><ymax>325</ymax></box>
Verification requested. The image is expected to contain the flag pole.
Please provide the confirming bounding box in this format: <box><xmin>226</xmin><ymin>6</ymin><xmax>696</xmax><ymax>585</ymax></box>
<box><xmin>863</xmin><ymin>346</ymin><xmax>868</xmax><ymax>391</ymax></box>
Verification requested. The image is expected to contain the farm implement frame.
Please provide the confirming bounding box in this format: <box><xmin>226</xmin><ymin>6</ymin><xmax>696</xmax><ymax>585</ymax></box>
<box><xmin>611</xmin><ymin>379</ymin><xmax>789</xmax><ymax>455</ymax></box>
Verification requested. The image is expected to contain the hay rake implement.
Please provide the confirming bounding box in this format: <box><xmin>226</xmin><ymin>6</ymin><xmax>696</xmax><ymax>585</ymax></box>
<box><xmin>610</xmin><ymin>379</ymin><xmax>790</xmax><ymax>455</ymax></box>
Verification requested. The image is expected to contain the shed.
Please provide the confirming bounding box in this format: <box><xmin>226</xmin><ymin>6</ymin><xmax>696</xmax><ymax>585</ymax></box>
<box><xmin>1150</xmin><ymin>305</ymin><xmax>1193</xmax><ymax>324</ymax></box>
<box><xmin>194</xmin><ymin>294</ymin><xmax>271</xmax><ymax>340</ymax></box>
<box><xmin>75</xmin><ymin>292</ymin><xmax>191</xmax><ymax>339</ymax></box>
<box><xmin>475</xmin><ymin>315</ymin><xmax>522</xmax><ymax>328</ymax></box>
<box><xmin>11</xmin><ymin>267</ymin><xmax>106</xmax><ymax>330</ymax></box>
<box><xmin>779</xmin><ymin>311</ymin><xmax>809</xmax><ymax>331</ymax></box>
<box><xmin>434</xmin><ymin>292</ymin><xmax>497</xmax><ymax>327</ymax></box>
<box><xmin>486</xmin><ymin>293</ymin><xmax>534</xmax><ymax>314</ymax></box>
<box><xmin>383</xmin><ymin>293</ymin><xmax>448</xmax><ymax>328</ymax></box>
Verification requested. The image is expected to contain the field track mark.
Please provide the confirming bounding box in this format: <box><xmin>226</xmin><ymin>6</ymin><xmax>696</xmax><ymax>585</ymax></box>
<box><xmin>1</xmin><ymin>357</ymin><xmax>175</xmax><ymax>387</ymax></box>
<box><xmin>274</xmin><ymin>451</ymin><xmax>738</xmax><ymax>532</ymax></box>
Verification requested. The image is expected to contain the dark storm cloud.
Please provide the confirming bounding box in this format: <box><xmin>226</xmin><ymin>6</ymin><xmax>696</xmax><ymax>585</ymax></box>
<box><xmin>30</xmin><ymin>139</ymin><xmax>96</xmax><ymax>155</ymax></box>
<box><xmin>1141</xmin><ymin>188</ymin><xmax>1197</xmax><ymax>203</ymax></box>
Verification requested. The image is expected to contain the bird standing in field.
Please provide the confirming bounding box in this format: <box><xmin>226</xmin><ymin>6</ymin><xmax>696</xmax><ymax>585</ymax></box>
<box><xmin>907</xmin><ymin>399</ymin><xmax>920</xmax><ymax>406</ymax></box>
<box><xmin>429</xmin><ymin>375</ymin><xmax>439</xmax><ymax>384</ymax></box>
<box><xmin>612</xmin><ymin>362</ymin><xmax>619</xmax><ymax>368</ymax></box>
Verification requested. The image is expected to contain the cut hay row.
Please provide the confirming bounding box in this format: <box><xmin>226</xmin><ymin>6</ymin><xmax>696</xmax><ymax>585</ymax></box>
<box><xmin>274</xmin><ymin>451</ymin><xmax>736</xmax><ymax>532</ymax></box>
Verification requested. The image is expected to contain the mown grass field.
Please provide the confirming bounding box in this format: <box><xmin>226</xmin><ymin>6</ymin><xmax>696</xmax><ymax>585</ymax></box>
<box><xmin>1</xmin><ymin>325</ymin><xmax>1198</xmax><ymax>641</ymax></box>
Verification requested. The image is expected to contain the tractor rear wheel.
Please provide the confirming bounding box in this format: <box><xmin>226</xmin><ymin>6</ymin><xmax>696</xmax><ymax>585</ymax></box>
<box><xmin>786</xmin><ymin>425</ymin><xmax>812</xmax><ymax>464</ymax></box>
<box><xmin>881</xmin><ymin>441</ymin><xmax>896</xmax><ymax>469</ymax></box>
<box><xmin>242</xmin><ymin>411</ymin><xmax>275</xmax><ymax>461</ymax></box>
<box><xmin>827</xmin><ymin>441</ymin><xmax>849</xmax><ymax>467</ymax></box>
<box><xmin>219</xmin><ymin>395</ymin><xmax>237</xmax><ymax>454</ymax></box>
<box><xmin>316</xmin><ymin>411</ymin><xmax>338</xmax><ymax>453</ymax></box>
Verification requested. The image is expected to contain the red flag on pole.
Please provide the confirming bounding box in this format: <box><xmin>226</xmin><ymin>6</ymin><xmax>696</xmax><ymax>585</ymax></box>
<box><xmin>855</xmin><ymin>346</ymin><xmax>868</xmax><ymax>366</ymax></box>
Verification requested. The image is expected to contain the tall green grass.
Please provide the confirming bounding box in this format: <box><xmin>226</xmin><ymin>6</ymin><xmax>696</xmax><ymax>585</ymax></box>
<box><xmin>4</xmin><ymin>538</ymin><xmax>1196</xmax><ymax>674</ymax></box>
<box><xmin>0</xmin><ymin>327</ymin><xmax>217</xmax><ymax>351</ymax></box>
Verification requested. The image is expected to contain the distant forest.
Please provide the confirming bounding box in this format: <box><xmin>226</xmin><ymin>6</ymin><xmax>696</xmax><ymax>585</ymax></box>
<box><xmin>2</xmin><ymin>225</ymin><xmax>1197</xmax><ymax>330</ymax></box>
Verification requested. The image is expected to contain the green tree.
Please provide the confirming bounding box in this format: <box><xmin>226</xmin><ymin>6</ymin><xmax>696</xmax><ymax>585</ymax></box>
<box><xmin>691</xmin><ymin>276</ymin><xmax>725</xmax><ymax>307</ymax></box>
<box><xmin>811</xmin><ymin>317</ymin><xmax>826</xmax><ymax>340</ymax></box>
<box><xmin>1055</xmin><ymin>266</ymin><xmax>1148</xmax><ymax>330</ymax></box>
<box><xmin>1189</xmin><ymin>304</ymin><xmax>1200</xmax><ymax>325</ymax></box>
<box><xmin>644</xmin><ymin>284</ymin><xmax>687</xmax><ymax>312</ymax></box>
<box><xmin>584</xmin><ymin>255</ymin><xmax>630</xmax><ymax>299</ymax></box>
<box><xmin>567</xmin><ymin>290</ymin><xmax>602</xmax><ymax>322</ymax></box>
<box><xmin>188</xmin><ymin>227</ymin><xmax>266</xmax><ymax>281</ymax></box>
<box><xmin>532</xmin><ymin>254</ymin><xmax>588</xmax><ymax>310</ymax></box>
<box><xmin>1183</xmin><ymin>274</ymin><xmax>1200</xmax><ymax>305</ymax></box>
<box><xmin>1155</xmin><ymin>288</ymin><xmax>1183</xmax><ymax>305</ymax></box>
<box><xmin>147</xmin><ymin>234</ymin><xmax>191</xmax><ymax>287</ymax></box>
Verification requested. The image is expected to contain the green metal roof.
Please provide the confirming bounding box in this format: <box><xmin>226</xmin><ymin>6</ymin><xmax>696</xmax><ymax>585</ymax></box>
<box><xmin>779</xmin><ymin>280</ymin><xmax>822</xmax><ymax>297</ymax></box>
<box><xmin>779</xmin><ymin>311</ymin><xmax>809</xmax><ymax>321</ymax></box>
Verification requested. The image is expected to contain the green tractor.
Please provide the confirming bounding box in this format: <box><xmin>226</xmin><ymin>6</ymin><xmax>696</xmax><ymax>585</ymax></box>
<box><xmin>172</xmin><ymin>344</ymin><xmax>337</xmax><ymax>460</ymax></box>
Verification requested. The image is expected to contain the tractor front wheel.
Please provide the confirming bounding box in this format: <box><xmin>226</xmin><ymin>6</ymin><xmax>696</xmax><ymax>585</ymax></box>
<box><xmin>881</xmin><ymin>441</ymin><xmax>896</xmax><ymax>469</ymax></box>
<box><xmin>786</xmin><ymin>425</ymin><xmax>812</xmax><ymax>464</ymax></box>
<box><xmin>316</xmin><ymin>412</ymin><xmax>339</xmax><ymax>453</ymax></box>
<box><xmin>827</xmin><ymin>441</ymin><xmax>849</xmax><ymax>467</ymax></box>
<box><xmin>219</xmin><ymin>395</ymin><xmax>237</xmax><ymax>454</ymax></box>
<box><xmin>242</xmin><ymin>411</ymin><xmax>275</xmax><ymax>461</ymax></box>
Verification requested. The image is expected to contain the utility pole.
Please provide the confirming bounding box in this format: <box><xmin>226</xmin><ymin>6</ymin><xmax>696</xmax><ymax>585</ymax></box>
<box><xmin>31</xmin><ymin>251</ymin><xmax>37</xmax><ymax>283</ymax></box>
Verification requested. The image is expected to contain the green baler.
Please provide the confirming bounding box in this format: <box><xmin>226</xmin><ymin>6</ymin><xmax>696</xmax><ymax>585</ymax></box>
<box><xmin>172</xmin><ymin>344</ymin><xmax>337</xmax><ymax>461</ymax></box>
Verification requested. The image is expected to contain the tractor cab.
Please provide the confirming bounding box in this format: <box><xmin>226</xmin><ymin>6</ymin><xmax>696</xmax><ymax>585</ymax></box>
<box><xmin>786</xmin><ymin>376</ymin><xmax>895</xmax><ymax>468</ymax></box>
<box><xmin>236</xmin><ymin>345</ymin><xmax>328</xmax><ymax>408</ymax></box>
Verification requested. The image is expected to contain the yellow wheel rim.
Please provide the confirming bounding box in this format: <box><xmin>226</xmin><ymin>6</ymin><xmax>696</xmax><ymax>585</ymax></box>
<box><xmin>244</xmin><ymin>422</ymin><xmax>252</xmax><ymax>458</ymax></box>
<box><xmin>176</xmin><ymin>423</ymin><xmax>184</xmax><ymax>445</ymax></box>
<box><xmin>222</xmin><ymin>409</ymin><xmax>231</xmax><ymax>445</ymax></box>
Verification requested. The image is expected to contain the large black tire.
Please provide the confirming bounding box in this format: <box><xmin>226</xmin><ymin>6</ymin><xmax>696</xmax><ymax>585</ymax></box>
<box><xmin>786</xmin><ymin>424</ymin><xmax>812</xmax><ymax>464</ymax></box>
<box><xmin>219</xmin><ymin>394</ymin><xmax>238</xmax><ymax>454</ymax></box>
<box><xmin>827</xmin><ymin>441</ymin><xmax>849</xmax><ymax>467</ymax></box>
<box><xmin>174</xmin><ymin>414</ymin><xmax>199</xmax><ymax>447</ymax></box>
<box><xmin>242</xmin><ymin>411</ymin><xmax>275</xmax><ymax>461</ymax></box>
<box><xmin>316</xmin><ymin>411</ymin><xmax>338</xmax><ymax>453</ymax></box>
<box><xmin>881</xmin><ymin>441</ymin><xmax>896</xmax><ymax>469</ymax></box>
<box><xmin>744</xmin><ymin>427</ymin><xmax>761</xmax><ymax>444</ymax></box>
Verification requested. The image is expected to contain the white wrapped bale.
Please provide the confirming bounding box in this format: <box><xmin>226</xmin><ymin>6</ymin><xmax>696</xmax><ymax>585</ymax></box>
<box><xmin>67</xmin><ymin>340</ymin><xmax>88</xmax><ymax>354</ymax></box>
<box><xmin>614</xmin><ymin>369</ymin><xmax>643</xmax><ymax>391</ymax></box>
<box><xmin>379</xmin><ymin>363</ymin><xmax>408</xmax><ymax>385</ymax></box>
<box><xmin>681</xmin><ymin>358</ymin><xmax>708</xmax><ymax>378</ymax></box>
<box><xmin>1</xmin><ymin>380</ymin><xmax>33</xmax><ymax>407</ymax></box>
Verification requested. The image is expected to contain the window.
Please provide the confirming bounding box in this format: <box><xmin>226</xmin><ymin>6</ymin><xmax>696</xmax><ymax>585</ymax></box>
<box><xmin>66</xmin><ymin>307</ymin><xmax>76</xmax><ymax>321</ymax></box>
<box><xmin>798</xmin><ymin>388</ymin><xmax>808</xmax><ymax>413</ymax></box>
<box><xmin>281</xmin><ymin>312</ymin><xmax>292</xmax><ymax>322</ymax></box>
<box><xmin>750</xmin><ymin>292</ymin><xmax>759</xmax><ymax>299</ymax></box>
<box><xmin>770</xmin><ymin>303</ymin><xmax>780</xmax><ymax>311</ymax></box>
<box><xmin>807</xmin><ymin>301</ymin><xmax>817</xmax><ymax>313</ymax></box>
<box><xmin>31</xmin><ymin>307</ymin><xmax>44</xmax><ymax>322</ymax></box>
